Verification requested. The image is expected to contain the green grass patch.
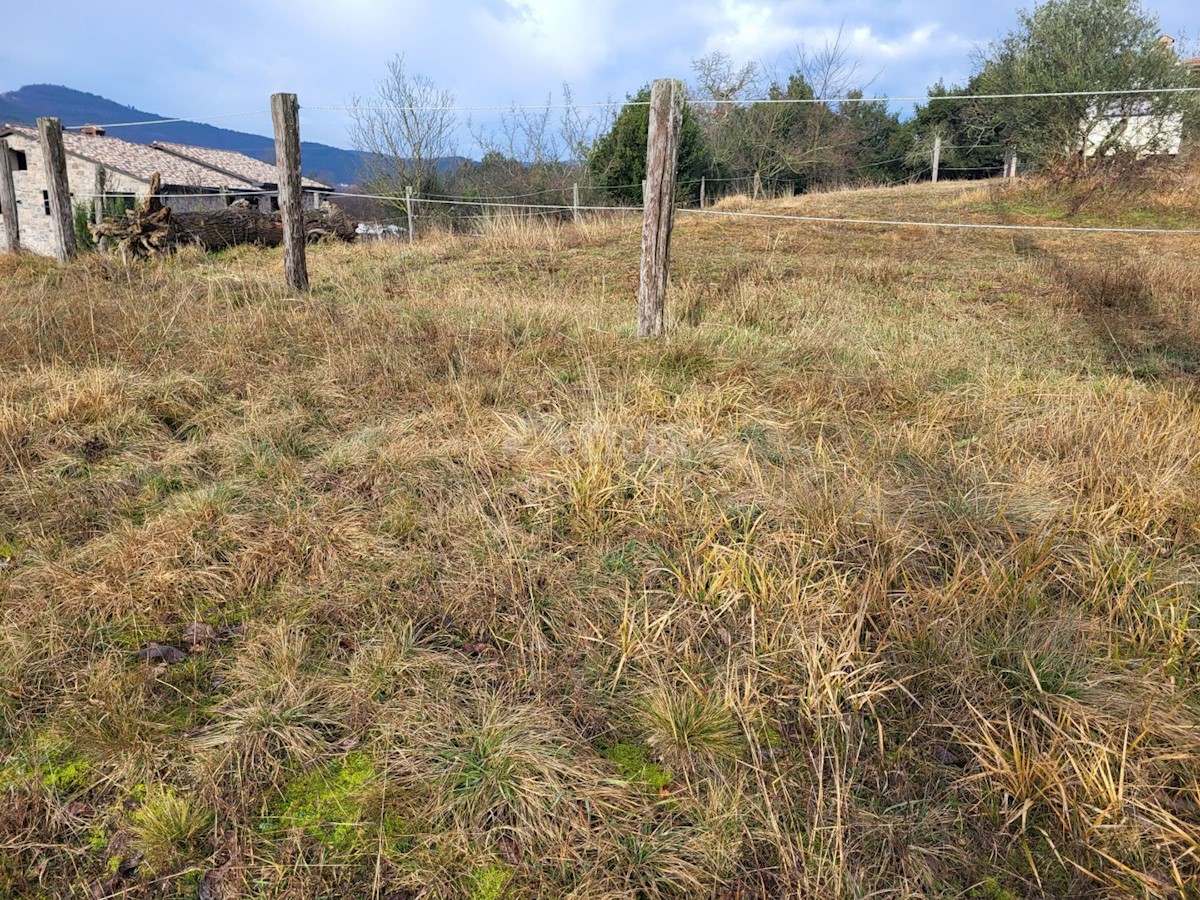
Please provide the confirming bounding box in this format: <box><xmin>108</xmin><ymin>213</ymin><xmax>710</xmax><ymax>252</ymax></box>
<box><xmin>600</xmin><ymin>742</ymin><xmax>672</xmax><ymax>793</ymax></box>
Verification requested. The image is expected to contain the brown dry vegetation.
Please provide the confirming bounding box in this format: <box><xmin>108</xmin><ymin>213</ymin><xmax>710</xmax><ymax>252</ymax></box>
<box><xmin>0</xmin><ymin>175</ymin><xmax>1198</xmax><ymax>899</ymax></box>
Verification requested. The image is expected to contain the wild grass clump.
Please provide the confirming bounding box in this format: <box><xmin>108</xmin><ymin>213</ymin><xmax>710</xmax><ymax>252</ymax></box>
<box><xmin>985</xmin><ymin>153</ymin><xmax>1200</xmax><ymax>225</ymax></box>
<box><xmin>1</xmin><ymin>179</ymin><xmax>1198</xmax><ymax>896</ymax></box>
<box><xmin>130</xmin><ymin>788</ymin><xmax>214</xmax><ymax>872</ymax></box>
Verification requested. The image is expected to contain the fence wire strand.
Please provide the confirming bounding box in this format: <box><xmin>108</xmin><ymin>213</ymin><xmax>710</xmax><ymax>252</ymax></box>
<box><xmin>326</xmin><ymin>190</ymin><xmax>1200</xmax><ymax>237</ymax></box>
<box><xmin>63</xmin><ymin>85</ymin><xmax>1200</xmax><ymax>130</ymax></box>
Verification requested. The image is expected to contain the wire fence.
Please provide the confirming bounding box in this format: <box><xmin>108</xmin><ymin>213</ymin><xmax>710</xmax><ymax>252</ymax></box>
<box><xmin>317</xmin><ymin>189</ymin><xmax>1200</xmax><ymax>238</ymax></box>
<box><xmin>22</xmin><ymin>80</ymin><xmax>1194</xmax><ymax>260</ymax></box>
<box><xmin>63</xmin><ymin>85</ymin><xmax>1200</xmax><ymax>131</ymax></box>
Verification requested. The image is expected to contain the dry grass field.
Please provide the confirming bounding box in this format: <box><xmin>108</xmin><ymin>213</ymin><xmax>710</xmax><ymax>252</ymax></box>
<box><xmin>1</xmin><ymin>171</ymin><xmax>1198</xmax><ymax>898</ymax></box>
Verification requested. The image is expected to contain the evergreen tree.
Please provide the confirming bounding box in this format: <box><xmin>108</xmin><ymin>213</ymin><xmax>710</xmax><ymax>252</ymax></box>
<box><xmin>588</xmin><ymin>86</ymin><xmax>710</xmax><ymax>204</ymax></box>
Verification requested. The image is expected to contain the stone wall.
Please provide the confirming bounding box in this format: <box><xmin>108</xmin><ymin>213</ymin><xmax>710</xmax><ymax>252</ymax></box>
<box><xmin>1</xmin><ymin>131</ymin><xmax>145</xmax><ymax>256</ymax></box>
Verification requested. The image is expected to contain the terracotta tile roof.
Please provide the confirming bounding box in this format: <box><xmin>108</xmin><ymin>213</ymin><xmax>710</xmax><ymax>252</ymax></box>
<box><xmin>1</xmin><ymin>123</ymin><xmax>258</xmax><ymax>190</ymax></box>
<box><xmin>150</xmin><ymin>141</ymin><xmax>330</xmax><ymax>190</ymax></box>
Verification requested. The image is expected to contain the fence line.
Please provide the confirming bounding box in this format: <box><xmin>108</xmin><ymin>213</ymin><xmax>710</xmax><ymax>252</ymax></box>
<box><xmin>677</xmin><ymin>206</ymin><xmax>1200</xmax><ymax>236</ymax></box>
<box><xmin>64</xmin><ymin>111</ymin><xmax>268</xmax><ymax>130</ymax></box>
<box><xmin>327</xmin><ymin>190</ymin><xmax>641</xmax><ymax>214</ymax></box>
<box><xmin>65</xmin><ymin>85</ymin><xmax>1200</xmax><ymax>130</ymax></box>
<box><xmin>28</xmin><ymin>79</ymin><xmax>1196</xmax><ymax>331</ymax></box>
<box><xmin>301</xmin><ymin>85</ymin><xmax>1200</xmax><ymax>115</ymax></box>
<box><xmin>320</xmin><ymin>189</ymin><xmax>1200</xmax><ymax>237</ymax></box>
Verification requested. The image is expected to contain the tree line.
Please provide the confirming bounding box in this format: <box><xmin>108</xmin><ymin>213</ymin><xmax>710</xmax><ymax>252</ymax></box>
<box><xmin>345</xmin><ymin>0</ymin><xmax>1200</xmax><ymax>221</ymax></box>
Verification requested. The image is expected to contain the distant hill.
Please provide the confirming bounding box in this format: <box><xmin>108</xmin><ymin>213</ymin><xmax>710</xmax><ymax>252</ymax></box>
<box><xmin>0</xmin><ymin>84</ymin><xmax>416</xmax><ymax>186</ymax></box>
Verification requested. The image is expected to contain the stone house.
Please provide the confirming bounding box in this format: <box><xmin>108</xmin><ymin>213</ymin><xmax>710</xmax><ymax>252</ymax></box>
<box><xmin>0</xmin><ymin>124</ymin><xmax>331</xmax><ymax>256</ymax></box>
<box><xmin>148</xmin><ymin>141</ymin><xmax>330</xmax><ymax>212</ymax></box>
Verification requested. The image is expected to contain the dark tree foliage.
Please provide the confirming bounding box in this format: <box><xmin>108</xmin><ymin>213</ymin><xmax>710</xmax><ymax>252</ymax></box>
<box><xmin>897</xmin><ymin>81</ymin><xmax>1006</xmax><ymax>179</ymax></box>
<box><xmin>588</xmin><ymin>86</ymin><xmax>711</xmax><ymax>205</ymax></box>
<box><xmin>828</xmin><ymin>92</ymin><xmax>907</xmax><ymax>184</ymax></box>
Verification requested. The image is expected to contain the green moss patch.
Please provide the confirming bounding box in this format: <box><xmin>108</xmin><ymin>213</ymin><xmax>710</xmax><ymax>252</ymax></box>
<box><xmin>600</xmin><ymin>742</ymin><xmax>672</xmax><ymax>792</ymax></box>
<box><xmin>267</xmin><ymin>752</ymin><xmax>408</xmax><ymax>856</ymax></box>
<box><xmin>468</xmin><ymin>863</ymin><xmax>514</xmax><ymax>900</ymax></box>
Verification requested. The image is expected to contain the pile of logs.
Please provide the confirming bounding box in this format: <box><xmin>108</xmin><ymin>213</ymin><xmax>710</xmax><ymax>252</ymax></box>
<box><xmin>90</xmin><ymin>173</ymin><xmax>356</xmax><ymax>259</ymax></box>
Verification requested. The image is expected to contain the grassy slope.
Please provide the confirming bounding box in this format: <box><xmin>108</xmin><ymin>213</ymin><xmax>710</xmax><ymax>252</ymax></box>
<box><xmin>0</xmin><ymin>176</ymin><xmax>1198</xmax><ymax>898</ymax></box>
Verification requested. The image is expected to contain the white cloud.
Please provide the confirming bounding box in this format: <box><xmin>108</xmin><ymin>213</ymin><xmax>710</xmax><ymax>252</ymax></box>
<box><xmin>699</xmin><ymin>1</ymin><xmax>809</xmax><ymax>61</ymax></box>
<box><xmin>702</xmin><ymin>3</ymin><xmax>966</xmax><ymax>63</ymax></box>
<box><xmin>468</xmin><ymin>0</ymin><xmax>619</xmax><ymax>81</ymax></box>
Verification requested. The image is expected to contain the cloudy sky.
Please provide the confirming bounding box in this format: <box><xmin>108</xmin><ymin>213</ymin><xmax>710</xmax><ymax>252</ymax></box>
<box><xmin>1</xmin><ymin>0</ymin><xmax>1195</xmax><ymax>150</ymax></box>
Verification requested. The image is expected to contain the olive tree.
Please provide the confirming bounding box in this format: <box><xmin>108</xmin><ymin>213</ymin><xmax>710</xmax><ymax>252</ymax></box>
<box><xmin>969</xmin><ymin>0</ymin><xmax>1196</xmax><ymax>164</ymax></box>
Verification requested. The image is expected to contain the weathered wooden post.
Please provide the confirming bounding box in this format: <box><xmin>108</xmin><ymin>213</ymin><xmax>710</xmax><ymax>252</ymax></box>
<box><xmin>752</xmin><ymin>171</ymin><xmax>761</xmax><ymax>200</ymax></box>
<box><xmin>1003</xmin><ymin>147</ymin><xmax>1018</xmax><ymax>179</ymax></box>
<box><xmin>37</xmin><ymin>117</ymin><xmax>76</xmax><ymax>263</ymax></box>
<box><xmin>270</xmin><ymin>93</ymin><xmax>308</xmax><ymax>292</ymax></box>
<box><xmin>573</xmin><ymin>182</ymin><xmax>580</xmax><ymax>224</ymax></box>
<box><xmin>637</xmin><ymin>78</ymin><xmax>683</xmax><ymax>339</ymax></box>
<box><xmin>642</xmin><ymin>179</ymin><xmax>647</xmax><ymax>205</ymax></box>
<box><xmin>931</xmin><ymin>135</ymin><xmax>942</xmax><ymax>184</ymax></box>
<box><xmin>405</xmin><ymin>185</ymin><xmax>415</xmax><ymax>244</ymax></box>
<box><xmin>92</xmin><ymin>165</ymin><xmax>105</xmax><ymax>226</ymax></box>
<box><xmin>0</xmin><ymin>138</ymin><xmax>19</xmax><ymax>253</ymax></box>
<box><xmin>699</xmin><ymin>176</ymin><xmax>706</xmax><ymax>209</ymax></box>
<box><xmin>93</xmin><ymin>164</ymin><xmax>107</xmax><ymax>252</ymax></box>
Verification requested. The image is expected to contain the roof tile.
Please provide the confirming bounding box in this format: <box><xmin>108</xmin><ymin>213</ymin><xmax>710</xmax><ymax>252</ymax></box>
<box><xmin>2</xmin><ymin>123</ymin><xmax>258</xmax><ymax>190</ymax></box>
<box><xmin>151</xmin><ymin>141</ymin><xmax>330</xmax><ymax>190</ymax></box>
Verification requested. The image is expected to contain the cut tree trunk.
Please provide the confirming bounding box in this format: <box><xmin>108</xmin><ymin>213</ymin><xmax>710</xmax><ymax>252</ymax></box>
<box><xmin>91</xmin><ymin>176</ymin><xmax>354</xmax><ymax>259</ymax></box>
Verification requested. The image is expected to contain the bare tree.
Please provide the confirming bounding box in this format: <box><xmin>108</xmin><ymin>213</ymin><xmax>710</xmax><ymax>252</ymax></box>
<box><xmin>469</xmin><ymin>97</ymin><xmax>557</xmax><ymax>168</ymax></box>
<box><xmin>559</xmin><ymin>84</ymin><xmax>616</xmax><ymax>169</ymax></box>
<box><xmin>691</xmin><ymin>51</ymin><xmax>760</xmax><ymax>115</ymax></box>
<box><xmin>711</xmin><ymin>31</ymin><xmax>880</xmax><ymax>189</ymax></box>
<box><xmin>690</xmin><ymin>51</ymin><xmax>760</xmax><ymax>175</ymax></box>
<box><xmin>457</xmin><ymin>85</ymin><xmax>616</xmax><ymax>202</ymax></box>
<box><xmin>348</xmin><ymin>55</ymin><xmax>458</xmax><ymax>200</ymax></box>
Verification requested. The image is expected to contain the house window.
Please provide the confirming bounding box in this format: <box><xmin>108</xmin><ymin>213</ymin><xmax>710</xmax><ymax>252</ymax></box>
<box><xmin>42</xmin><ymin>190</ymin><xmax>50</xmax><ymax>215</ymax></box>
<box><xmin>10</xmin><ymin>149</ymin><xmax>27</xmax><ymax>171</ymax></box>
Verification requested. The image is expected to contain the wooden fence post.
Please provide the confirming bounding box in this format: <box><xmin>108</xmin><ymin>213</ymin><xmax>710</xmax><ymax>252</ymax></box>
<box><xmin>405</xmin><ymin>185</ymin><xmax>415</xmax><ymax>244</ymax></box>
<box><xmin>931</xmin><ymin>135</ymin><xmax>941</xmax><ymax>184</ymax></box>
<box><xmin>1009</xmin><ymin>150</ymin><xmax>1018</xmax><ymax>178</ymax></box>
<box><xmin>270</xmin><ymin>93</ymin><xmax>308</xmax><ymax>292</ymax></box>
<box><xmin>637</xmin><ymin>78</ymin><xmax>683</xmax><ymax>339</ymax></box>
<box><xmin>93</xmin><ymin>164</ymin><xmax>107</xmax><ymax>252</ymax></box>
<box><xmin>0</xmin><ymin>138</ymin><xmax>19</xmax><ymax>253</ymax></box>
<box><xmin>573</xmin><ymin>182</ymin><xmax>580</xmax><ymax>224</ymax></box>
<box><xmin>699</xmin><ymin>176</ymin><xmax>706</xmax><ymax>209</ymax></box>
<box><xmin>37</xmin><ymin>117</ymin><xmax>76</xmax><ymax>263</ymax></box>
<box><xmin>1004</xmin><ymin>147</ymin><xmax>1018</xmax><ymax>179</ymax></box>
<box><xmin>752</xmin><ymin>171</ymin><xmax>761</xmax><ymax>200</ymax></box>
<box><xmin>92</xmin><ymin>165</ymin><xmax>105</xmax><ymax>226</ymax></box>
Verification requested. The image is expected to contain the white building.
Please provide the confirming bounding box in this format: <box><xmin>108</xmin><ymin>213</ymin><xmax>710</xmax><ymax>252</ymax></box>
<box><xmin>1078</xmin><ymin>35</ymin><xmax>1196</xmax><ymax>159</ymax></box>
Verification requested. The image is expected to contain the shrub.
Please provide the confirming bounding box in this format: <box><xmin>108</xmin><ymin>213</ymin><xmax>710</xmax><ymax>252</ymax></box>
<box><xmin>73</xmin><ymin>201</ymin><xmax>95</xmax><ymax>252</ymax></box>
